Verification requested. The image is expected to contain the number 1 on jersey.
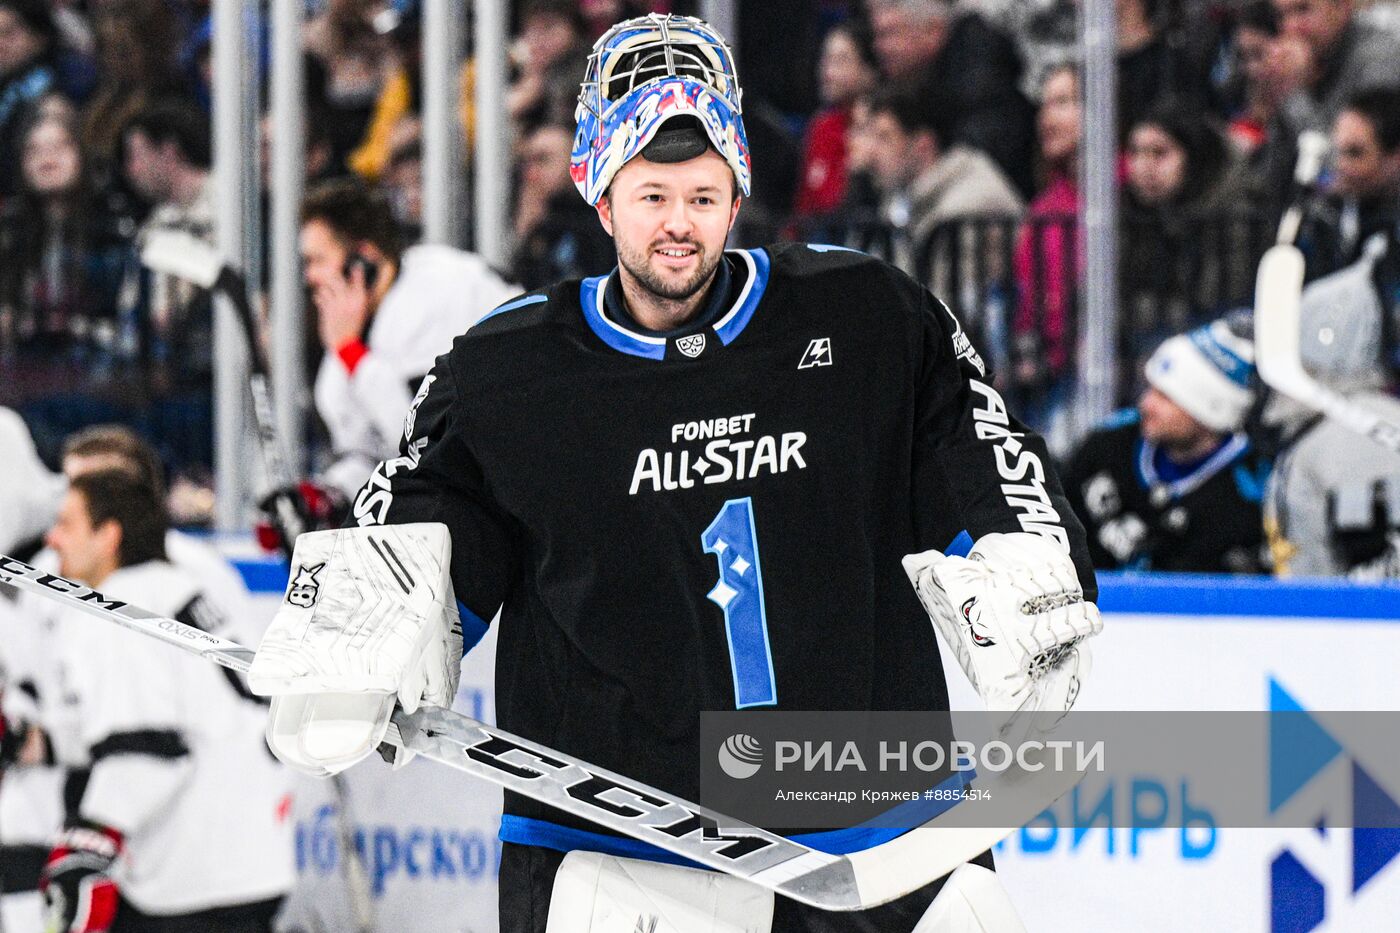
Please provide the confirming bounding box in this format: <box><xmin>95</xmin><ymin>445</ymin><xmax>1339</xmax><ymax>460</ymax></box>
<box><xmin>702</xmin><ymin>498</ymin><xmax>777</xmax><ymax>708</ymax></box>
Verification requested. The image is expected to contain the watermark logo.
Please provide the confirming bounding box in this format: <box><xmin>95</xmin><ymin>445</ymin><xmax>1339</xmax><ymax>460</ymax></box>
<box><xmin>718</xmin><ymin>733</ymin><xmax>763</xmax><ymax>780</ymax></box>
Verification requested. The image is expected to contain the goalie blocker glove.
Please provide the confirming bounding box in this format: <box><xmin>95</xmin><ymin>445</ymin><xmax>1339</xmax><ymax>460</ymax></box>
<box><xmin>903</xmin><ymin>532</ymin><xmax>1101</xmax><ymax>716</ymax></box>
<box><xmin>40</xmin><ymin>823</ymin><xmax>122</xmax><ymax>933</ymax></box>
<box><xmin>248</xmin><ymin>523</ymin><xmax>463</xmax><ymax>776</ymax></box>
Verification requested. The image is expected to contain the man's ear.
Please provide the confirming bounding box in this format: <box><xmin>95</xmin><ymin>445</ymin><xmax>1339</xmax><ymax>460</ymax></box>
<box><xmin>728</xmin><ymin>194</ymin><xmax>742</xmax><ymax>230</ymax></box>
<box><xmin>97</xmin><ymin>519</ymin><xmax>122</xmax><ymax>564</ymax></box>
<box><xmin>595</xmin><ymin>194</ymin><xmax>614</xmax><ymax>237</ymax></box>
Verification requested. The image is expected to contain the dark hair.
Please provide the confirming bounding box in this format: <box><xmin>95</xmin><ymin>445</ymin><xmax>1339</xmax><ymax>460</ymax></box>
<box><xmin>1236</xmin><ymin>0</ymin><xmax>1279</xmax><ymax>37</ymax></box>
<box><xmin>1130</xmin><ymin>101</ymin><xmax>1229</xmax><ymax>203</ymax></box>
<box><xmin>1343</xmin><ymin>86</ymin><xmax>1400</xmax><ymax>153</ymax></box>
<box><xmin>521</xmin><ymin>0</ymin><xmax>586</xmax><ymax>35</ymax></box>
<box><xmin>827</xmin><ymin>20</ymin><xmax>880</xmax><ymax>73</ymax></box>
<box><xmin>867</xmin><ymin>83</ymin><xmax>954</xmax><ymax>148</ymax></box>
<box><xmin>123</xmin><ymin>99</ymin><xmax>212</xmax><ymax>169</ymax></box>
<box><xmin>301</xmin><ymin>178</ymin><xmax>404</xmax><ymax>267</ymax></box>
<box><xmin>69</xmin><ymin>469</ymin><xmax>168</xmax><ymax>569</ymax></box>
<box><xmin>63</xmin><ymin>424</ymin><xmax>166</xmax><ymax>499</ymax></box>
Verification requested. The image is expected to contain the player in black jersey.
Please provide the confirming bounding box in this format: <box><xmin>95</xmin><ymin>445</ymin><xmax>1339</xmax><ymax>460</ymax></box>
<box><xmin>1062</xmin><ymin>319</ymin><xmax>1269</xmax><ymax>574</ymax></box>
<box><xmin>250</xmin><ymin>14</ymin><xmax>1102</xmax><ymax>932</ymax></box>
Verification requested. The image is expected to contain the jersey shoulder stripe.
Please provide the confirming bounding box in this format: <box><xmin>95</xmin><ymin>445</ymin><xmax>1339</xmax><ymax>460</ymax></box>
<box><xmin>768</xmin><ymin>241</ymin><xmax>917</xmax><ymax>306</ymax></box>
<box><xmin>472</xmin><ymin>292</ymin><xmax>549</xmax><ymax>331</ymax></box>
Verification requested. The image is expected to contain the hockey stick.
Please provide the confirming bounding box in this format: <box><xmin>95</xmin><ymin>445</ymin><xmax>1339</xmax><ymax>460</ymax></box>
<box><xmin>138</xmin><ymin>230</ymin><xmax>309</xmax><ymax>554</ymax></box>
<box><xmin>1252</xmin><ymin>134</ymin><xmax>1400</xmax><ymax>454</ymax></box>
<box><xmin>0</xmin><ymin>554</ymin><xmax>1083</xmax><ymax>912</ymax></box>
<box><xmin>139</xmin><ymin>230</ymin><xmax>375</xmax><ymax>931</ymax></box>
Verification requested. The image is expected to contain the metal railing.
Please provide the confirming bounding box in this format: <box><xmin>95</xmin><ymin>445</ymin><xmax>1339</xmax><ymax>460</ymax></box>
<box><xmin>792</xmin><ymin>206</ymin><xmax>1297</xmax><ymax>447</ymax></box>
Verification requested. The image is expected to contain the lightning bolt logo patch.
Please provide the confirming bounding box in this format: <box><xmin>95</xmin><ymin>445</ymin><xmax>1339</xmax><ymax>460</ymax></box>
<box><xmin>798</xmin><ymin>338</ymin><xmax>832</xmax><ymax>369</ymax></box>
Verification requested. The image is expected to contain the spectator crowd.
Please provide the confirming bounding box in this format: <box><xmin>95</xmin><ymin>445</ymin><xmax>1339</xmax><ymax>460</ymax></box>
<box><xmin>0</xmin><ymin>0</ymin><xmax>1397</xmax><ymax>578</ymax></box>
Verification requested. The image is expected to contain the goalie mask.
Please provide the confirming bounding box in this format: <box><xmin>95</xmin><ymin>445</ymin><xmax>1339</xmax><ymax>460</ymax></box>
<box><xmin>571</xmin><ymin>13</ymin><xmax>751</xmax><ymax>206</ymax></box>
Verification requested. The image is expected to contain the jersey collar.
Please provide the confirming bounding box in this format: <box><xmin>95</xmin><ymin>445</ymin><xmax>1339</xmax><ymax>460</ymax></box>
<box><xmin>578</xmin><ymin>248</ymin><xmax>770</xmax><ymax>360</ymax></box>
<box><xmin>1136</xmin><ymin>432</ymin><xmax>1250</xmax><ymax>502</ymax></box>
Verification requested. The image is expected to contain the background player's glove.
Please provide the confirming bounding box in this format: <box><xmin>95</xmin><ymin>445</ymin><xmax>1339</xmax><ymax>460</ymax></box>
<box><xmin>903</xmin><ymin>532</ymin><xmax>1100</xmax><ymax>715</ymax></box>
<box><xmin>40</xmin><ymin>823</ymin><xmax>122</xmax><ymax>933</ymax></box>
<box><xmin>255</xmin><ymin>480</ymin><xmax>349</xmax><ymax>557</ymax></box>
<box><xmin>249</xmin><ymin>523</ymin><xmax>463</xmax><ymax>776</ymax></box>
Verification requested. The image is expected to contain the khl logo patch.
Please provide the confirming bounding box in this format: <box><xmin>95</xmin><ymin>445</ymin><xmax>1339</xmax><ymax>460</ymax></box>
<box><xmin>675</xmin><ymin>333</ymin><xmax>707</xmax><ymax>358</ymax></box>
<box><xmin>798</xmin><ymin>338</ymin><xmax>832</xmax><ymax>369</ymax></box>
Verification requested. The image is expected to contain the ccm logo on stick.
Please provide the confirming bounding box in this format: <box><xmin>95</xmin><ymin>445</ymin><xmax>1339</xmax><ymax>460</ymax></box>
<box><xmin>463</xmin><ymin>734</ymin><xmax>777</xmax><ymax>861</ymax></box>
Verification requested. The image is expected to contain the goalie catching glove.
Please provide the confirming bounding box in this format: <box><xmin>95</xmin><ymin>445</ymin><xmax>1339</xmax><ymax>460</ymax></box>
<box><xmin>249</xmin><ymin>523</ymin><xmax>463</xmax><ymax>776</ymax></box>
<box><xmin>903</xmin><ymin>532</ymin><xmax>1100</xmax><ymax>715</ymax></box>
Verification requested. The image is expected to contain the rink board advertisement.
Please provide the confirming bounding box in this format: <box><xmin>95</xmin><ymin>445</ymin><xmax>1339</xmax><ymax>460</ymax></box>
<box><xmin>236</xmin><ymin>561</ymin><xmax>1400</xmax><ymax>933</ymax></box>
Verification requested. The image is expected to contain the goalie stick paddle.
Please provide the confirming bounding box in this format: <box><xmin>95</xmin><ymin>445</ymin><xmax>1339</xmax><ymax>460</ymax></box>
<box><xmin>1250</xmin><ymin>129</ymin><xmax>1400</xmax><ymax>454</ymax></box>
<box><xmin>0</xmin><ymin>554</ymin><xmax>1083</xmax><ymax>912</ymax></box>
<box><xmin>1253</xmin><ymin>245</ymin><xmax>1400</xmax><ymax>453</ymax></box>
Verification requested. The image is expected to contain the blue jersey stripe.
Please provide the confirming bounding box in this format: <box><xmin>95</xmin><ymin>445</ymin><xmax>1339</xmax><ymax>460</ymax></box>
<box><xmin>579</xmin><ymin>275</ymin><xmax>667</xmax><ymax>359</ymax></box>
<box><xmin>457</xmin><ymin>600</ymin><xmax>490</xmax><ymax>655</ymax></box>
<box><xmin>714</xmin><ymin>248</ymin><xmax>769</xmax><ymax>346</ymax></box>
<box><xmin>477</xmin><ymin>293</ymin><xmax>547</xmax><ymax>327</ymax></box>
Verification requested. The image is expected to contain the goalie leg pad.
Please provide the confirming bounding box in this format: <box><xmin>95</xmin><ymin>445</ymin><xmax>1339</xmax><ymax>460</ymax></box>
<box><xmin>545</xmin><ymin>850</ymin><xmax>774</xmax><ymax>933</ymax></box>
<box><xmin>911</xmin><ymin>863</ymin><xmax>1027</xmax><ymax>933</ymax></box>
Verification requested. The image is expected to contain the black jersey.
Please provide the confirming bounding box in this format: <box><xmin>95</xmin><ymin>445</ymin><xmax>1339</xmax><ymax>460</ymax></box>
<box><xmin>350</xmin><ymin>242</ymin><xmax>1094</xmax><ymax>834</ymax></box>
<box><xmin>1061</xmin><ymin>414</ymin><xmax>1268</xmax><ymax>573</ymax></box>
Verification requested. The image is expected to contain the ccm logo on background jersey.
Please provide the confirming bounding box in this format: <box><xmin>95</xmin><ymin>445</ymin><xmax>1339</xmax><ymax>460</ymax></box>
<box><xmin>798</xmin><ymin>338</ymin><xmax>832</xmax><ymax>369</ymax></box>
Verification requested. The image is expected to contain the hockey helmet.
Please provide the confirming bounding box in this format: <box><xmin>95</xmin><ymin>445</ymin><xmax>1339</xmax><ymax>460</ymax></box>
<box><xmin>1296</xmin><ymin>236</ymin><xmax>1387</xmax><ymax>393</ymax></box>
<box><xmin>571</xmin><ymin>13</ymin><xmax>751</xmax><ymax>205</ymax></box>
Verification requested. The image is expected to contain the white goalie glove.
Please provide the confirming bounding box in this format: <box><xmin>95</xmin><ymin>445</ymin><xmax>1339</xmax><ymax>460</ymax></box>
<box><xmin>903</xmin><ymin>532</ymin><xmax>1100</xmax><ymax>716</ymax></box>
<box><xmin>249</xmin><ymin>523</ymin><xmax>463</xmax><ymax>776</ymax></box>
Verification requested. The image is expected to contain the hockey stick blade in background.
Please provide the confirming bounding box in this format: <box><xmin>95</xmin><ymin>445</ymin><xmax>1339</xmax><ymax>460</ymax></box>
<box><xmin>0</xmin><ymin>554</ymin><xmax>1083</xmax><ymax>912</ymax></box>
<box><xmin>1253</xmin><ymin>245</ymin><xmax>1400</xmax><ymax>453</ymax></box>
<box><xmin>139</xmin><ymin>229</ymin><xmax>308</xmax><ymax>550</ymax></box>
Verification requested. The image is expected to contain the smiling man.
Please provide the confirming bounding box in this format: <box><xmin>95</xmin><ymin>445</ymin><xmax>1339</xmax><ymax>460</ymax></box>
<box><xmin>250</xmin><ymin>14</ymin><xmax>1101</xmax><ymax>933</ymax></box>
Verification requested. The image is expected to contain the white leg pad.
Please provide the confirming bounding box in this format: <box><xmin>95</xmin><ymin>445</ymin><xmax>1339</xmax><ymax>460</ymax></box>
<box><xmin>911</xmin><ymin>864</ymin><xmax>1027</xmax><ymax>933</ymax></box>
<box><xmin>545</xmin><ymin>850</ymin><xmax>774</xmax><ymax>933</ymax></box>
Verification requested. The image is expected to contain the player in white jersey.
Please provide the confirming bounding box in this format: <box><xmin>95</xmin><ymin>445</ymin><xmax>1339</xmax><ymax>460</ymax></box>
<box><xmin>0</xmin><ymin>407</ymin><xmax>67</xmax><ymax>931</ymax></box>
<box><xmin>36</xmin><ymin>470</ymin><xmax>292</xmax><ymax>932</ymax></box>
<box><xmin>59</xmin><ymin>426</ymin><xmax>263</xmax><ymax>649</ymax></box>
<box><xmin>299</xmin><ymin>179</ymin><xmax>519</xmax><ymax>499</ymax></box>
